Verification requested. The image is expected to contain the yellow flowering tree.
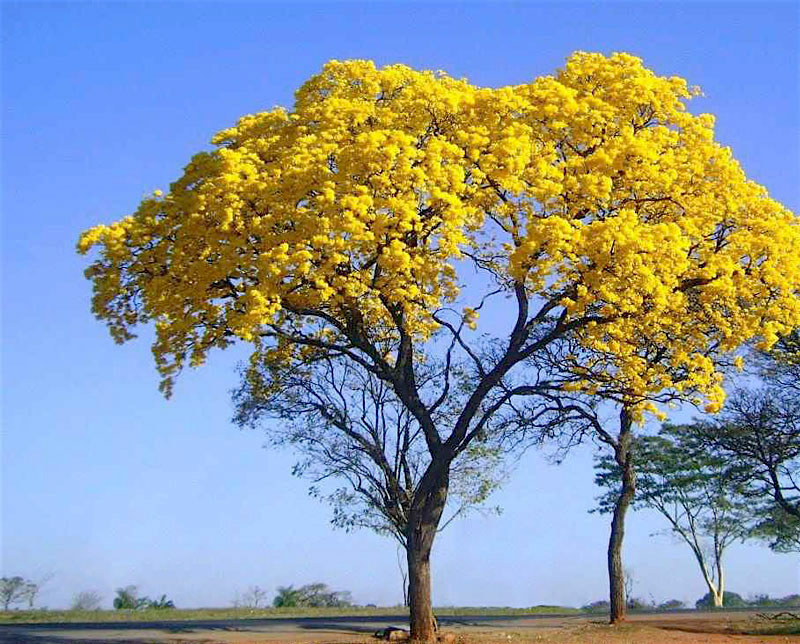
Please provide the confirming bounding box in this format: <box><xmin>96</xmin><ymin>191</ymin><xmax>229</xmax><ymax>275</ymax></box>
<box><xmin>79</xmin><ymin>53</ymin><xmax>800</xmax><ymax>638</ymax></box>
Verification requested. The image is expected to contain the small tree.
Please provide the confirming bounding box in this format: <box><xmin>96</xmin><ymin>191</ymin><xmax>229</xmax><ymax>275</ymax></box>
<box><xmin>273</xmin><ymin>586</ymin><xmax>302</xmax><ymax>608</ymax></box>
<box><xmin>596</xmin><ymin>424</ymin><xmax>754</xmax><ymax>608</ymax></box>
<box><xmin>238</xmin><ymin>585</ymin><xmax>269</xmax><ymax>609</ymax></box>
<box><xmin>272</xmin><ymin>583</ymin><xmax>351</xmax><ymax>608</ymax></box>
<box><xmin>113</xmin><ymin>586</ymin><xmax>148</xmax><ymax>610</ymax></box>
<box><xmin>71</xmin><ymin>591</ymin><xmax>103</xmax><ymax>611</ymax></box>
<box><xmin>147</xmin><ymin>594</ymin><xmax>175</xmax><ymax>609</ymax></box>
<box><xmin>0</xmin><ymin>577</ymin><xmax>30</xmax><ymax>611</ymax></box>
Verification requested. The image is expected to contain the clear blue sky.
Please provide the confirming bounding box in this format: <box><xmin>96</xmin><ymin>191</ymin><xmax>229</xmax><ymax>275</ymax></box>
<box><xmin>2</xmin><ymin>1</ymin><xmax>798</xmax><ymax>609</ymax></box>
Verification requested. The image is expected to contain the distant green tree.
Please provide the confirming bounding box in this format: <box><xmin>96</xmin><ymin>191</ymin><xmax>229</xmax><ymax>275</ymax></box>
<box><xmin>626</xmin><ymin>597</ymin><xmax>650</xmax><ymax>611</ymax></box>
<box><xmin>779</xmin><ymin>594</ymin><xmax>800</xmax><ymax>608</ymax></box>
<box><xmin>147</xmin><ymin>594</ymin><xmax>175</xmax><ymax>610</ymax></box>
<box><xmin>0</xmin><ymin>577</ymin><xmax>29</xmax><ymax>611</ymax></box>
<box><xmin>113</xmin><ymin>586</ymin><xmax>148</xmax><ymax>610</ymax></box>
<box><xmin>695</xmin><ymin>591</ymin><xmax>745</xmax><ymax>609</ymax></box>
<box><xmin>694</xmin><ymin>387</ymin><xmax>800</xmax><ymax>553</ymax></box>
<box><xmin>595</xmin><ymin>424</ymin><xmax>755</xmax><ymax>608</ymax></box>
<box><xmin>273</xmin><ymin>586</ymin><xmax>302</xmax><ymax>608</ymax></box>
<box><xmin>658</xmin><ymin>599</ymin><xmax>685</xmax><ymax>610</ymax></box>
<box><xmin>113</xmin><ymin>586</ymin><xmax>174</xmax><ymax>610</ymax></box>
<box><xmin>273</xmin><ymin>583</ymin><xmax>352</xmax><ymax>608</ymax></box>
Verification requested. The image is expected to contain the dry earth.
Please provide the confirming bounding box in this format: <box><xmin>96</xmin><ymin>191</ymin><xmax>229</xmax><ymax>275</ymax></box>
<box><xmin>4</xmin><ymin>612</ymin><xmax>800</xmax><ymax>644</ymax></box>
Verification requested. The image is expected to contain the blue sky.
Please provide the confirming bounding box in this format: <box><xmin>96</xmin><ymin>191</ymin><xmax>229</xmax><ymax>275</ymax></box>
<box><xmin>2</xmin><ymin>1</ymin><xmax>798</xmax><ymax>609</ymax></box>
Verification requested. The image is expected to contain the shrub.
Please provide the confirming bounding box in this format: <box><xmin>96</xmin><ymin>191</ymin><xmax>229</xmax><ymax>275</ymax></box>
<box><xmin>70</xmin><ymin>591</ymin><xmax>102</xmax><ymax>611</ymax></box>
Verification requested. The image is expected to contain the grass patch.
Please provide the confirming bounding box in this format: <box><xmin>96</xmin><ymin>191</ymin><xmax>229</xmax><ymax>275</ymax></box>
<box><xmin>0</xmin><ymin>605</ymin><xmax>579</xmax><ymax>625</ymax></box>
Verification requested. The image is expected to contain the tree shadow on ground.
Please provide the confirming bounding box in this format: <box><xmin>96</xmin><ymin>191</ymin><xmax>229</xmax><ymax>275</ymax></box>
<box><xmin>299</xmin><ymin>621</ymin><xmax>389</xmax><ymax>634</ymax></box>
<box><xmin>0</xmin><ymin>635</ymin><xmax>216</xmax><ymax>644</ymax></box>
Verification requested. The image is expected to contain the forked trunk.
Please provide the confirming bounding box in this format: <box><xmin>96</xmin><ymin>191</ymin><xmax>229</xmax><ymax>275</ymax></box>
<box><xmin>608</xmin><ymin>412</ymin><xmax>635</xmax><ymax>625</ymax></box>
<box><xmin>710</xmin><ymin>558</ymin><xmax>725</xmax><ymax>608</ymax></box>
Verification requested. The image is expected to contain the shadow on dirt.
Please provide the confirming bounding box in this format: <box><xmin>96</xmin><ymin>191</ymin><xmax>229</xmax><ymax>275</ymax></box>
<box><xmin>0</xmin><ymin>626</ymin><xmax>259</xmax><ymax>644</ymax></box>
<box><xmin>299</xmin><ymin>621</ymin><xmax>394</xmax><ymax>634</ymax></box>
<box><xmin>0</xmin><ymin>636</ymin><xmax>191</xmax><ymax>644</ymax></box>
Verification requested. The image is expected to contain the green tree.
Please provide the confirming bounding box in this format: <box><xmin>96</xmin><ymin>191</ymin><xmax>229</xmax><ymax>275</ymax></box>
<box><xmin>0</xmin><ymin>577</ymin><xmax>29</xmax><ymax>611</ymax></box>
<box><xmin>272</xmin><ymin>586</ymin><xmax>302</xmax><ymax>608</ymax></box>
<box><xmin>595</xmin><ymin>424</ymin><xmax>755</xmax><ymax>608</ymax></box>
<box><xmin>273</xmin><ymin>583</ymin><xmax>351</xmax><ymax>608</ymax></box>
<box><xmin>696</xmin><ymin>388</ymin><xmax>800</xmax><ymax>552</ymax></box>
<box><xmin>113</xmin><ymin>586</ymin><xmax>148</xmax><ymax>610</ymax></box>
<box><xmin>147</xmin><ymin>594</ymin><xmax>176</xmax><ymax>609</ymax></box>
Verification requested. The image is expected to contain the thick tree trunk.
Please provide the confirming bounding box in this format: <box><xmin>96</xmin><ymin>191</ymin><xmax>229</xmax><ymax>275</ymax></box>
<box><xmin>406</xmin><ymin>477</ymin><xmax>448</xmax><ymax>642</ymax></box>
<box><xmin>407</xmin><ymin>540</ymin><xmax>436</xmax><ymax>641</ymax></box>
<box><xmin>608</xmin><ymin>412</ymin><xmax>635</xmax><ymax>625</ymax></box>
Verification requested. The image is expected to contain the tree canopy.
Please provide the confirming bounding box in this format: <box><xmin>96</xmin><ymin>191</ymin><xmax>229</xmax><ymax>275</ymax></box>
<box><xmin>79</xmin><ymin>52</ymin><xmax>799</xmax><ymax>415</ymax></box>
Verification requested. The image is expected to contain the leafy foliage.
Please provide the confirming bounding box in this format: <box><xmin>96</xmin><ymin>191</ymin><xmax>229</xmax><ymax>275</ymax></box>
<box><xmin>0</xmin><ymin>577</ymin><xmax>37</xmax><ymax>611</ymax></box>
<box><xmin>113</xmin><ymin>586</ymin><xmax>174</xmax><ymax>610</ymax></box>
<box><xmin>147</xmin><ymin>594</ymin><xmax>176</xmax><ymax>610</ymax></box>
<box><xmin>595</xmin><ymin>424</ymin><xmax>754</xmax><ymax>605</ymax></box>
<box><xmin>701</xmin><ymin>386</ymin><xmax>800</xmax><ymax>550</ymax></box>
<box><xmin>113</xmin><ymin>586</ymin><xmax>147</xmax><ymax>610</ymax></box>
<box><xmin>272</xmin><ymin>583</ymin><xmax>352</xmax><ymax>608</ymax></box>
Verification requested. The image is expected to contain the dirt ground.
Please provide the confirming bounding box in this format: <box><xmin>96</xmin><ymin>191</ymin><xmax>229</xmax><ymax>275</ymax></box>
<box><xmin>5</xmin><ymin>612</ymin><xmax>800</xmax><ymax>644</ymax></box>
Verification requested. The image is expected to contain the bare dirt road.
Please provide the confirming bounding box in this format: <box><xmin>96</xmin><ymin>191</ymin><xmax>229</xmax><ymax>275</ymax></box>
<box><xmin>1</xmin><ymin>611</ymin><xmax>797</xmax><ymax>644</ymax></box>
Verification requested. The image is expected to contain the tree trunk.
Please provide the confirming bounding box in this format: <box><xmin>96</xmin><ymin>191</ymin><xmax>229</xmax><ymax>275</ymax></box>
<box><xmin>406</xmin><ymin>478</ymin><xmax>448</xmax><ymax>642</ymax></box>
<box><xmin>407</xmin><ymin>541</ymin><xmax>436</xmax><ymax>641</ymax></box>
<box><xmin>710</xmin><ymin>556</ymin><xmax>724</xmax><ymax>608</ymax></box>
<box><xmin>608</xmin><ymin>411</ymin><xmax>635</xmax><ymax>625</ymax></box>
<box><xmin>697</xmin><ymin>559</ymin><xmax>723</xmax><ymax>610</ymax></box>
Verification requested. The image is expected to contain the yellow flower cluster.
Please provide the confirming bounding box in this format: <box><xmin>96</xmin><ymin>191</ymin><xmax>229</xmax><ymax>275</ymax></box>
<box><xmin>79</xmin><ymin>53</ymin><xmax>800</xmax><ymax>410</ymax></box>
